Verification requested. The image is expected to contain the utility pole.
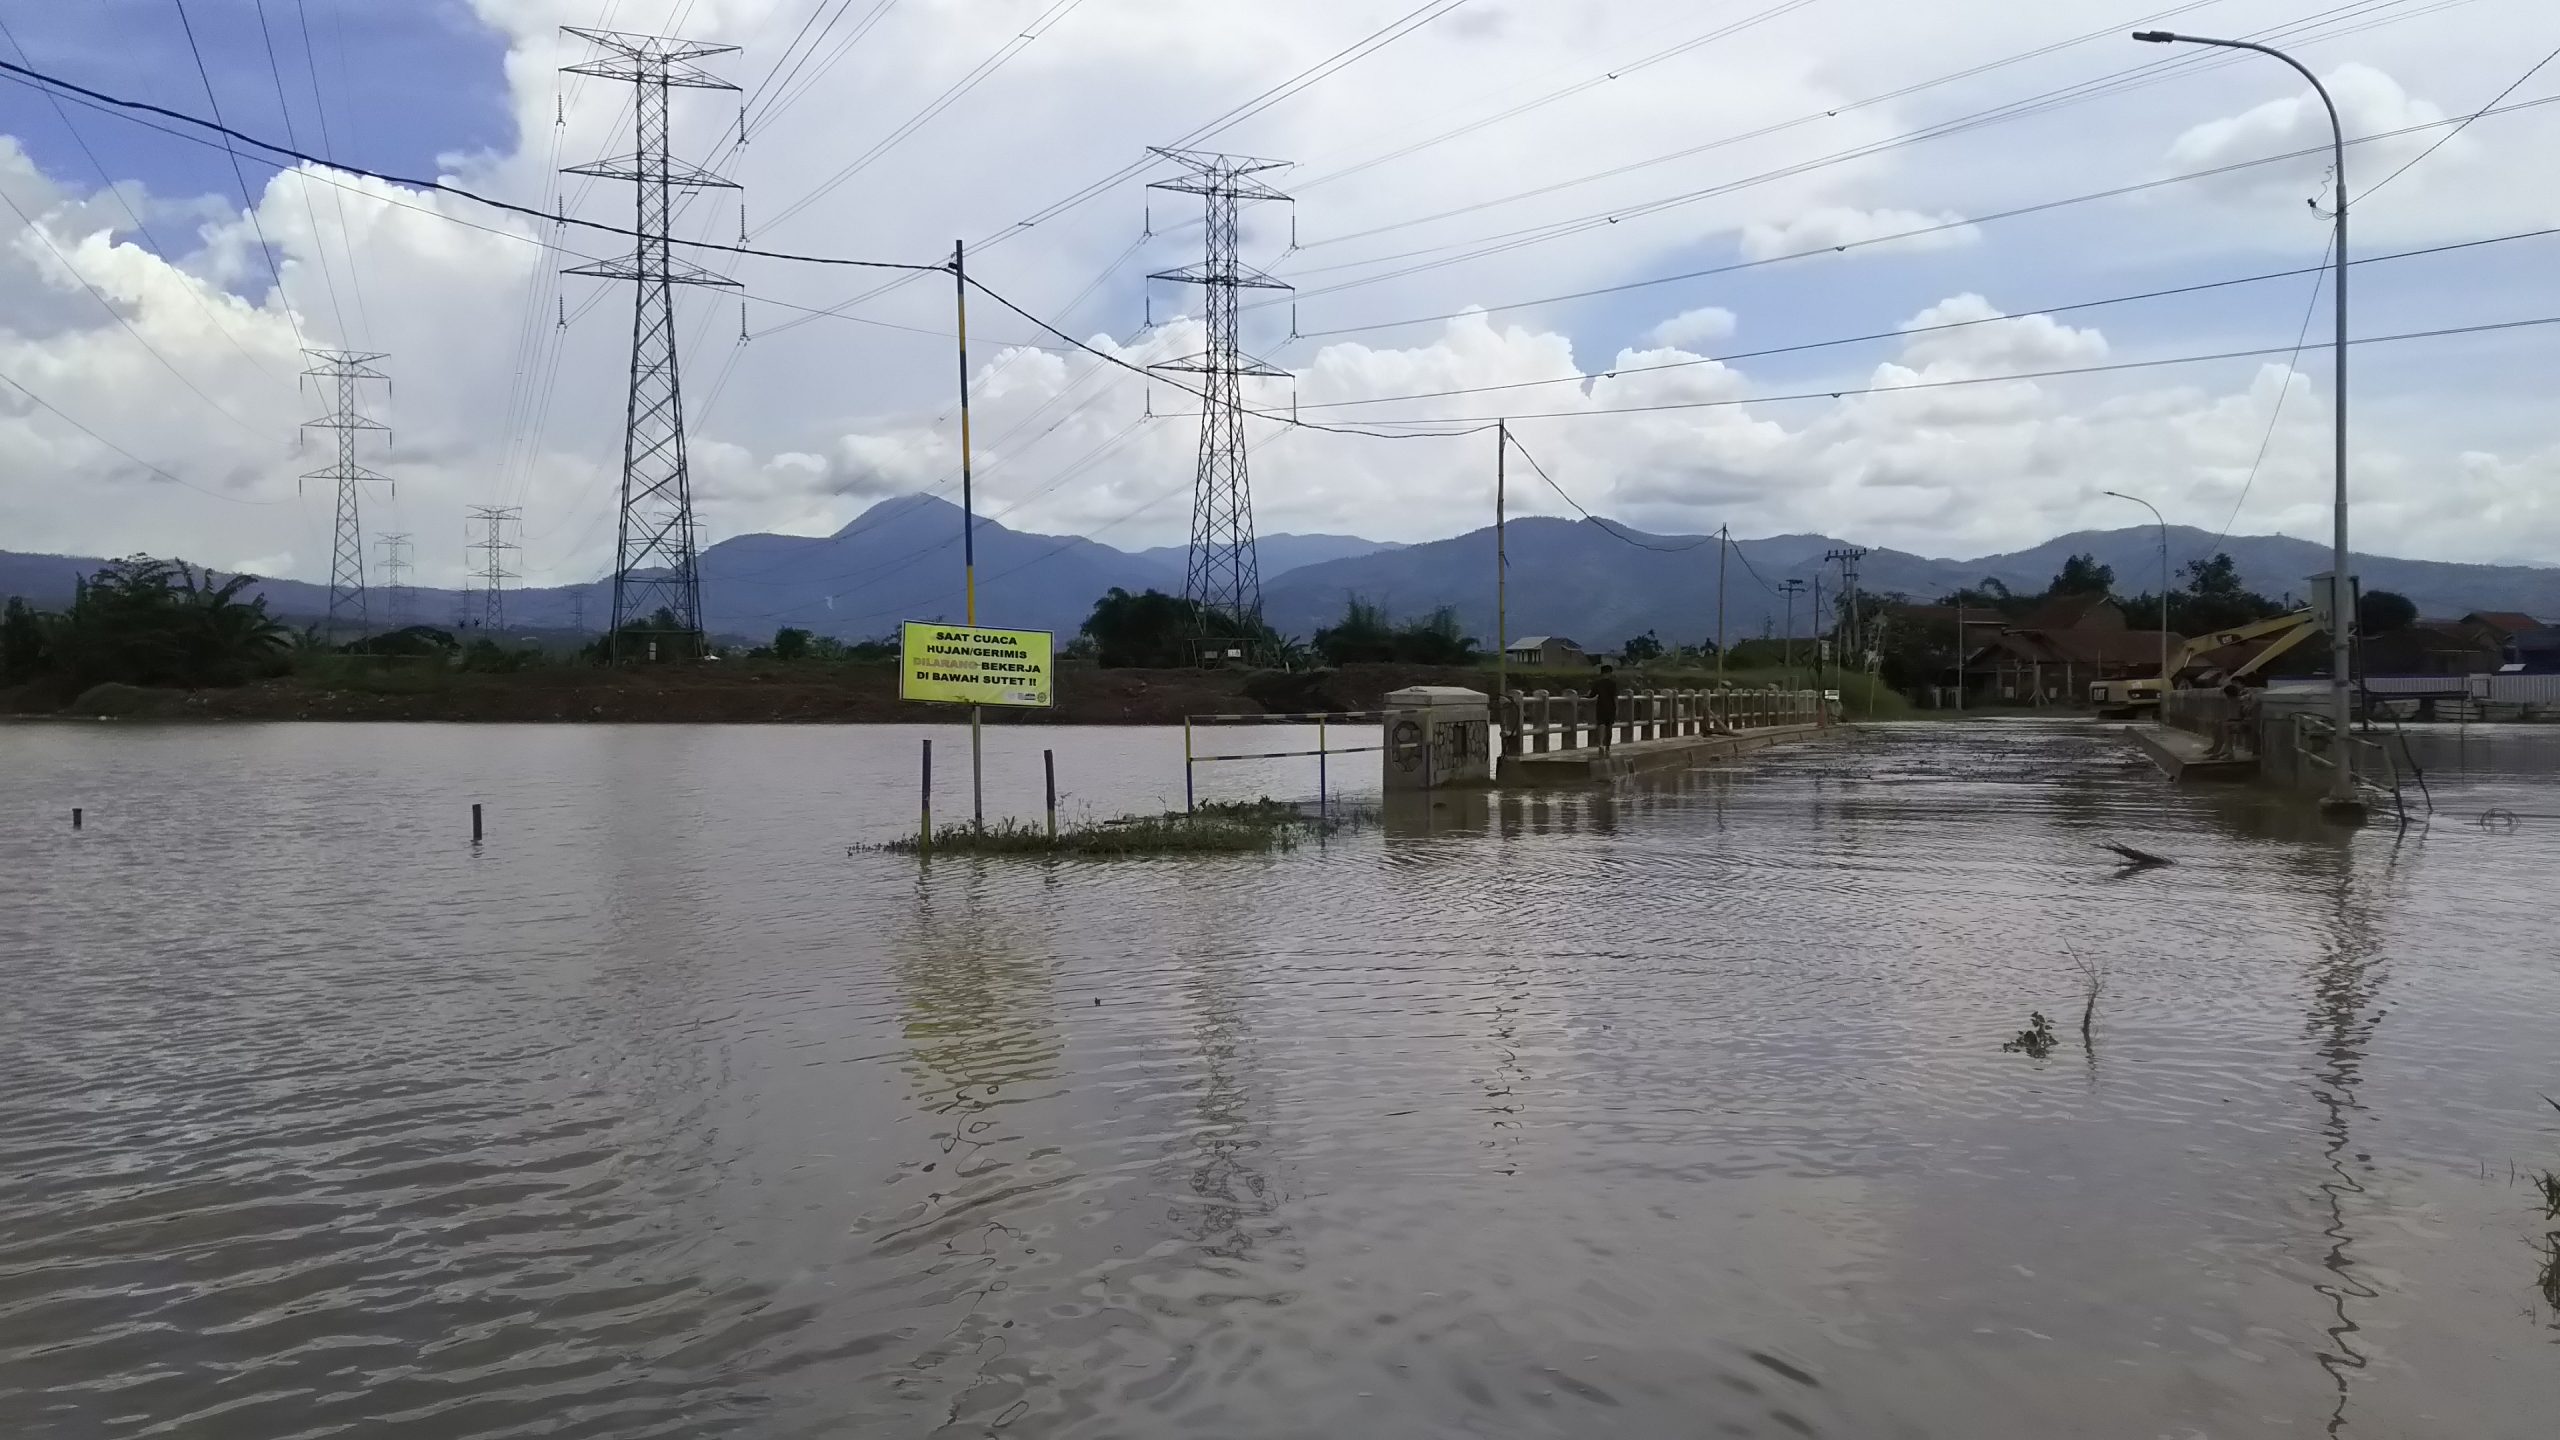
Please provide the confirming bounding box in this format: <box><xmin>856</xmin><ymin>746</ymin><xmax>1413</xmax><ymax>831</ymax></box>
<box><xmin>1823</xmin><ymin>546</ymin><xmax>1867</xmax><ymax>659</ymax></box>
<box><xmin>467</xmin><ymin>506</ymin><xmax>521</xmax><ymax>631</ymax></box>
<box><xmin>954</xmin><ymin>238</ymin><xmax>983</xmax><ymax>827</ymax></box>
<box><xmin>1780</xmin><ymin>579</ymin><xmax>1806</xmax><ymax>671</ymax></box>
<box><xmin>373</xmin><ymin>533</ymin><xmax>412</xmax><ymax>629</ymax></box>
<box><xmin>301</xmin><ymin>350</ymin><xmax>392</xmax><ymax>642</ymax></box>
<box><xmin>1495</xmin><ymin>420</ymin><xmax>1508</xmax><ymax>702</ymax></box>
<box><xmin>1814</xmin><ymin>572</ymin><xmax>1826</xmax><ymax>695</ymax></box>
<box><xmin>563</xmin><ymin>27</ymin><xmax>740</xmax><ymax>661</ymax></box>
<box><xmin>1716</xmin><ymin>525</ymin><xmax>1728</xmax><ymax>680</ymax></box>
<box><xmin>1145</xmin><ymin>147</ymin><xmax>1293</xmax><ymax>655</ymax></box>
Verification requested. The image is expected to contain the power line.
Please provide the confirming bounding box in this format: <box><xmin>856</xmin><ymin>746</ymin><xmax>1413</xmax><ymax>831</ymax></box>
<box><xmin>1340</xmin><ymin>314</ymin><xmax>2560</xmax><ymax>426</ymax></box>
<box><xmin>249</xmin><ymin>0</ymin><xmax>347</xmax><ymax>340</ymax></box>
<box><xmin>761</xmin><ymin>0</ymin><xmax>1488</xmax><ymax>327</ymax></box>
<box><xmin>0</xmin><ymin>14</ymin><xmax>278</xmax><ymax>376</ymax></box>
<box><xmin>1499</xmin><ymin>428</ymin><xmax>1719</xmax><ymax>554</ymax></box>
<box><xmin>1293</xmin><ymin>224</ymin><xmax>2560</xmax><ymax>412</ymax></box>
<box><xmin>0</xmin><ymin>370</ymin><xmax>287</xmax><ymax>504</ymax></box>
<box><xmin>293</xmin><ymin>0</ymin><xmax>373</xmax><ymax>345</ymax></box>
<box><xmin>168</xmin><ymin>0</ymin><xmax>306</xmax><ymax>351</ymax></box>
<box><xmin>0</xmin><ymin>186</ymin><xmax>266</xmax><ymax>437</ymax></box>
<box><xmin>2216</xmin><ymin>233</ymin><xmax>2333</xmax><ymax>552</ymax></box>
<box><xmin>758</xmin><ymin>0</ymin><xmax>1090</xmax><ymax>234</ymax></box>
<box><xmin>2356</xmin><ymin>40</ymin><xmax>2560</xmax><ymax>201</ymax></box>
<box><xmin>962</xmin><ymin>273</ymin><xmax>1494</xmax><ymax>439</ymax></box>
<box><xmin>1272</xmin><ymin>0</ymin><xmax>2482</xmax><ymax>303</ymax></box>
<box><xmin>1286</xmin><ymin>92</ymin><xmax>2560</xmax><ymax>336</ymax></box>
<box><xmin>0</xmin><ymin>53</ymin><xmax>946</xmax><ymax>274</ymax></box>
<box><xmin>1295</xmin><ymin>0</ymin><xmax>1819</xmax><ymax>194</ymax></box>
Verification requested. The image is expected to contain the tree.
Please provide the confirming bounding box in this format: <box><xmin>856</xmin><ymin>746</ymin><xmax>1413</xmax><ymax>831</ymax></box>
<box><xmin>1312</xmin><ymin>597</ymin><xmax>1479</xmax><ymax>665</ymax></box>
<box><xmin>1620</xmin><ymin>629</ymin><xmax>1664</xmax><ymax>663</ymax></box>
<box><xmin>1079</xmin><ymin>588</ymin><xmax>1273</xmax><ymax>668</ymax></box>
<box><xmin>2047</xmin><ymin>553</ymin><xmax>2114</xmax><ymax>595</ymax></box>
<box><xmin>2358</xmin><ymin>588</ymin><xmax>2417</xmax><ymax>635</ymax></box>
<box><xmin>770</xmin><ymin>626</ymin><xmax>814</xmax><ymax>661</ymax></box>
<box><xmin>1313</xmin><ymin>597</ymin><xmax>1396</xmax><ymax>665</ymax></box>
<box><xmin>1</xmin><ymin>597</ymin><xmax>48</xmax><ymax>685</ymax></box>
<box><xmin>1934</xmin><ymin>578</ymin><xmax>2031</xmax><ymax>618</ymax></box>
<box><xmin>39</xmin><ymin>558</ymin><xmax>290</xmax><ymax>689</ymax></box>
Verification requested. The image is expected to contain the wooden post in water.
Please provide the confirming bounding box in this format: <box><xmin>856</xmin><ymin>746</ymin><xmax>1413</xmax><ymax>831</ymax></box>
<box><xmin>1043</xmin><ymin>748</ymin><xmax>1057</xmax><ymax>840</ymax></box>
<box><xmin>471</xmin><ymin>803</ymin><xmax>482</xmax><ymax>843</ymax></box>
<box><xmin>920</xmin><ymin>739</ymin><xmax>933</xmax><ymax>851</ymax></box>
<box><xmin>71</xmin><ymin>807</ymin><xmax>81</xmax><ymax>830</ymax></box>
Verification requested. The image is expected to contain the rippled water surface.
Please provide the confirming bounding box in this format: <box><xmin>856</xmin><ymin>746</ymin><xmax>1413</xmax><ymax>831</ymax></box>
<box><xmin>6</xmin><ymin>719</ymin><xmax>2559</xmax><ymax>1438</ymax></box>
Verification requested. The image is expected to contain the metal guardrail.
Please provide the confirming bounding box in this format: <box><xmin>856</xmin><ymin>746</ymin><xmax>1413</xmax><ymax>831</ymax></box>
<box><xmin>1183</xmin><ymin>712</ymin><xmax>1381</xmax><ymax>813</ymax></box>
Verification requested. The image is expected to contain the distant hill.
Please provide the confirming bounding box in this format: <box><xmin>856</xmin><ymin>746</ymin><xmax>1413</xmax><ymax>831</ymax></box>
<box><xmin>6</xmin><ymin>497</ymin><xmax>2556</xmax><ymax>648</ymax></box>
<box><xmin>1135</xmin><ymin>532</ymin><xmax>1404</xmax><ymax>578</ymax></box>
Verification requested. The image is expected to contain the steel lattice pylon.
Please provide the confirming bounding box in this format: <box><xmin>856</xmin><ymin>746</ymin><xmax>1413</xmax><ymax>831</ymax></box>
<box><xmin>562</xmin><ymin>27</ymin><xmax>739</xmax><ymax>659</ymax></box>
<box><xmin>1146</xmin><ymin>148</ymin><xmax>1292</xmax><ymax>646</ymax></box>
<box><xmin>301</xmin><ymin>350</ymin><xmax>392</xmax><ymax>641</ymax></box>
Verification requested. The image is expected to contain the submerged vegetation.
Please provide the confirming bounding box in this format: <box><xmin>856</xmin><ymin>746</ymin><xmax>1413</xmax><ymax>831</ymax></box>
<box><xmin>878</xmin><ymin>798</ymin><xmax>1336</xmax><ymax>858</ymax></box>
<box><xmin>2001</xmin><ymin>1012</ymin><xmax>2059</xmax><ymax>1058</ymax></box>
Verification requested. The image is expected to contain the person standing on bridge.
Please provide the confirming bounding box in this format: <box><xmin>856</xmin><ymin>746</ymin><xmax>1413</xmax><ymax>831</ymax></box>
<box><xmin>1592</xmin><ymin>663</ymin><xmax>1620</xmax><ymax>758</ymax></box>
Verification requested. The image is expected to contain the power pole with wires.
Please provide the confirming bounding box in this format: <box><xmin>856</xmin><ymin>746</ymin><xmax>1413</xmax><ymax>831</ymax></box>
<box><xmin>562</xmin><ymin>27</ymin><xmax>740</xmax><ymax>660</ymax></box>
<box><xmin>300</xmin><ymin>349</ymin><xmax>392</xmax><ymax>641</ymax></box>
<box><xmin>467</xmin><ymin>506</ymin><xmax>521</xmax><ymax>631</ymax></box>
<box><xmin>1823</xmin><ymin>546</ymin><xmax>1867</xmax><ymax>657</ymax></box>
<box><xmin>1780</xmin><ymin>579</ymin><xmax>1806</xmax><ymax>671</ymax></box>
<box><xmin>1145</xmin><ymin>148</ymin><xmax>1293</xmax><ymax>653</ymax></box>
<box><xmin>373</xmin><ymin>533</ymin><xmax>412</xmax><ymax>629</ymax></box>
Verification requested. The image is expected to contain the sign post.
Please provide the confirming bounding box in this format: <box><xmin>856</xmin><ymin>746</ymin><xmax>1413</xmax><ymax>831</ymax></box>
<box><xmin>901</xmin><ymin>622</ymin><xmax>1056</xmax><ymax>708</ymax></box>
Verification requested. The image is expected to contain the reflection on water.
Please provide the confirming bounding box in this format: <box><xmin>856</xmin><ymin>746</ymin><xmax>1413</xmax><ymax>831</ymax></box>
<box><xmin>6</xmin><ymin>718</ymin><xmax>2560</xmax><ymax>1438</ymax></box>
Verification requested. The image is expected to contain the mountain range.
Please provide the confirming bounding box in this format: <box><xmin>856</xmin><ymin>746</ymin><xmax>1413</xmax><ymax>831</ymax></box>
<box><xmin>7</xmin><ymin>493</ymin><xmax>2557</xmax><ymax>647</ymax></box>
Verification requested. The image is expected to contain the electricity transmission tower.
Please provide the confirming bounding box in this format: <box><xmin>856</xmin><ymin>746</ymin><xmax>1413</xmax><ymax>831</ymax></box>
<box><xmin>562</xmin><ymin>27</ymin><xmax>740</xmax><ymax>659</ymax></box>
<box><xmin>467</xmin><ymin>506</ymin><xmax>521</xmax><ymax>630</ymax></box>
<box><xmin>374</xmin><ymin>533</ymin><xmax>413</xmax><ymax>628</ymax></box>
<box><xmin>1146</xmin><ymin>148</ymin><xmax>1293</xmax><ymax>650</ymax></box>
<box><xmin>301</xmin><ymin>350</ymin><xmax>392</xmax><ymax>640</ymax></box>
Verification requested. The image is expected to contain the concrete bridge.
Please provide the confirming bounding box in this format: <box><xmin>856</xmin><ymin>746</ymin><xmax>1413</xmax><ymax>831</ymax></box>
<box><xmin>1495</xmin><ymin>686</ymin><xmax>1830</xmax><ymax>785</ymax></box>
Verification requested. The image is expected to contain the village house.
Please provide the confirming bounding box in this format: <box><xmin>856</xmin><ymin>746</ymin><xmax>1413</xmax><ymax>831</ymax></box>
<box><xmin>1963</xmin><ymin>594</ymin><xmax>2182</xmax><ymax>706</ymax></box>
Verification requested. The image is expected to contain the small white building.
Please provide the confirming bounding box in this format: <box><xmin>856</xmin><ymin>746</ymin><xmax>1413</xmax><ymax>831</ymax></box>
<box><xmin>1504</xmin><ymin>635</ymin><xmax>1591</xmax><ymax>668</ymax></box>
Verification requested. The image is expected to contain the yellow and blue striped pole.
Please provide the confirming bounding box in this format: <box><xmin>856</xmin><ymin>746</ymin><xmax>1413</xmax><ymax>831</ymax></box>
<box><xmin>955</xmin><ymin>240</ymin><xmax>983</xmax><ymax>829</ymax></box>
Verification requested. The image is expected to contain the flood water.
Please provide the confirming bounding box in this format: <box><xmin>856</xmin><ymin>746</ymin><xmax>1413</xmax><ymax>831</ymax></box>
<box><xmin>4</xmin><ymin>718</ymin><xmax>2558</xmax><ymax>1438</ymax></box>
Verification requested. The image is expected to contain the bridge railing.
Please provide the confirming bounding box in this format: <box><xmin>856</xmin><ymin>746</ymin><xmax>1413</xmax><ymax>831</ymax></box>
<box><xmin>1498</xmin><ymin>687</ymin><xmax>1821</xmax><ymax>755</ymax></box>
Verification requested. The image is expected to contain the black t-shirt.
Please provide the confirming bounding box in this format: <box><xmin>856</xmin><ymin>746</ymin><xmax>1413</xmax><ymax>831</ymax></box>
<box><xmin>1592</xmin><ymin>674</ymin><xmax>1619</xmax><ymax>716</ymax></box>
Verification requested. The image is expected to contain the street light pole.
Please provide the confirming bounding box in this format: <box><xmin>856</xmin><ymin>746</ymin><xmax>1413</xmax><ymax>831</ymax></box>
<box><xmin>2103</xmin><ymin>489</ymin><xmax>2170</xmax><ymax>705</ymax></box>
<box><xmin>2134</xmin><ymin>28</ymin><xmax>2356</xmax><ymax>811</ymax></box>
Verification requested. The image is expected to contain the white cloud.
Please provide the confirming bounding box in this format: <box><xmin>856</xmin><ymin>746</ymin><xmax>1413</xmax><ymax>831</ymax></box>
<box><xmin>1738</xmin><ymin>206</ymin><xmax>1979</xmax><ymax>261</ymax></box>
<box><xmin>1646</xmin><ymin>306</ymin><xmax>1737</xmax><ymax>350</ymax></box>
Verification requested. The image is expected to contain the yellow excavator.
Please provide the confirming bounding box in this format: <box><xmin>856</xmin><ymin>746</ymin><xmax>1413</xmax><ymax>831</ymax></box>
<box><xmin>2090</xmin><ymin>608</ymin><xmax>2320</xmax><ymax>714</ymax></box>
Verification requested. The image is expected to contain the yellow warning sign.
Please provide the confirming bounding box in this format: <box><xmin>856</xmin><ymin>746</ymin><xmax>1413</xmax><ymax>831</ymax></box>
<box><xmin>899</xmin><ymin>622</ymin><xmax>1055</xmax><ymax>708</ymax></box>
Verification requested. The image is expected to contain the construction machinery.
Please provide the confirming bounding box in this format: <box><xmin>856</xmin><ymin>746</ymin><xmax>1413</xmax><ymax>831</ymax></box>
<box><xmin>2089</xmin><ymin>608</ymin><xmax>2321</xmax><ymax>714</ymax></box>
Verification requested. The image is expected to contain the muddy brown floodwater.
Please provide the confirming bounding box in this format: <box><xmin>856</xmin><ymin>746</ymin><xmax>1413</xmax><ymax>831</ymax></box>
<box><xmin>4</xmin><ymin>718</ymin><xmax>2558</xmax><ymax>1437</ymax></box>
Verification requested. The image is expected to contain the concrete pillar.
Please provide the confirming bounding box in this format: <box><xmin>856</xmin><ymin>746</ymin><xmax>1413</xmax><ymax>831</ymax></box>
<box><xmin>1531</xmin><ymin>689</ymin><xmax>1550</xmax><ymax>753</ymax></box>
<box><xmin>1383</xmin><ymin>686</ymin><xmax>1492</xmax><ymax>791</ymax></box>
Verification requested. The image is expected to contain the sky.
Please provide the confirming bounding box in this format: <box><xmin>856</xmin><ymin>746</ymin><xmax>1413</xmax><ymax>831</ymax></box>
<box><xmin>2</xmin><ymin>0</ymin><xmax>2558</xmax><ymax>592</ymax></box>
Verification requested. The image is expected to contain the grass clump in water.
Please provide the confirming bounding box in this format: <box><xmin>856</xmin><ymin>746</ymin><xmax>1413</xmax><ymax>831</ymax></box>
<box><xmin>879</xmin><ymin>797</ymin><xmax>1330</xmax><ymax>857</ymax></box>
<box><xmin>2001</xmin><ymin>1012</ymin><xmax>2058</xmax><ymax>1058</ymax></box>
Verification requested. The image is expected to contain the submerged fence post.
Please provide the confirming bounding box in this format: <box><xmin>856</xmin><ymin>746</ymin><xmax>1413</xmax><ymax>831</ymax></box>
<box><xmin>1184</xmin><ymin>717</ymin><xmax>1196</xmax><ymax>814</ymax></box>
<box><xmin>471</xmin><ymin>803</ymin><xmax>483</xmax><ymax>843</ymax></box>
<box><xmin>1044</xmin><ymin>748</ymin><xmax>1057</xmax><ymax>840</ymax></box>
<box><xmin>920</xmin><ymin>739</ymin><xmax>933</xmax><ymax>851</ymax></box>
<box><xmin>71</xmin><ymin>807</ymin><xmax>81</xmax><ymax>830</ymax></box>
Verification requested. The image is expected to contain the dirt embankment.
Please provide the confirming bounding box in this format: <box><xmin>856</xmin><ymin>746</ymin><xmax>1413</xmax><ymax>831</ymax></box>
<box><xmin>4</xmin><ymin>662</ymin><xmax>1542</xmax><ymax>725</ymax></box>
